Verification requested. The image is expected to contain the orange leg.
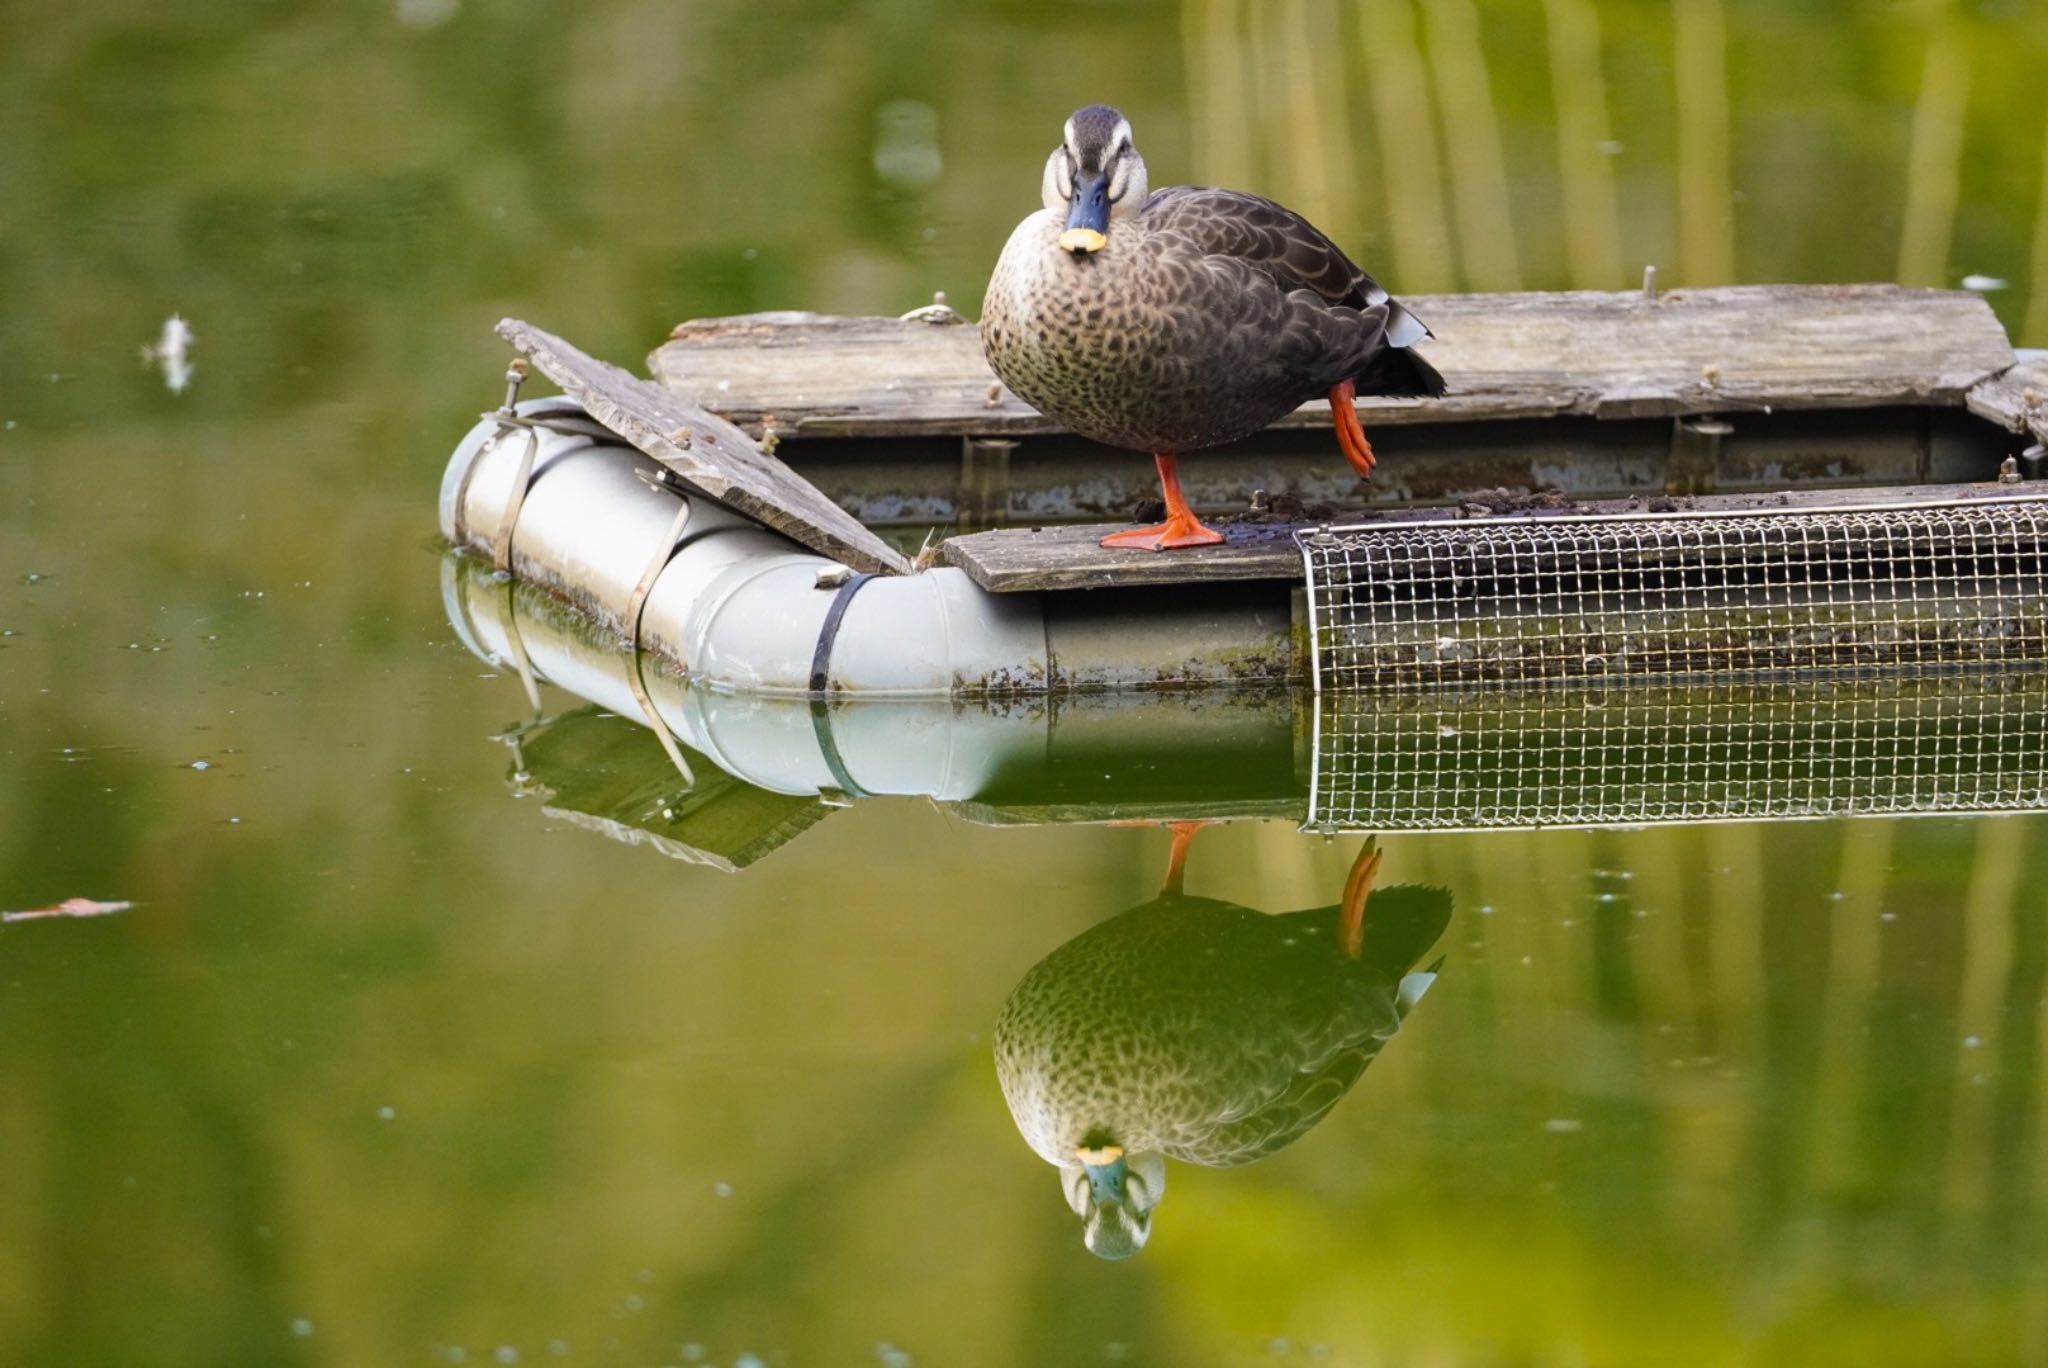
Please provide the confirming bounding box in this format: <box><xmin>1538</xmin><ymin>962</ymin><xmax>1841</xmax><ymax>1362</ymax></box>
<box><xmin>1101</xmin><ymin>454</ymin><xmax>1226</xmax><ymax>551</ymax></box>
<box><xmin>1159</xmin><ymin>819</ymin><xmax>1217</xmax><ymax>895</ymax></box>
<box><xmin>1109</xmin><ymin>818</ymin><xmax>1222</xmax><ymax>894</ymax></box>
<box><xmin>1329</xmin><ymin>378</ymin><xmax>1376</xmax><ymax>479</ymax></box>
<box><xmin>1337</xmin><ymin>836</ymin><xmax>1381</xmax><ymax>960</ymax></box>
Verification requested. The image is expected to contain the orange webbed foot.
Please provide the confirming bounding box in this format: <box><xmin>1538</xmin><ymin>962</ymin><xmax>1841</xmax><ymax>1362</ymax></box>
<box><xmin>1329</xmin><ymin>378</ymin><xmax>1377</xmax><ymax>480</ymax></box>
<box><xmin>1099</xmin><ymin>519</ymin><xmax>1226</xmax><ymax>551</ymax></box>
<box><xmin>1102</xmin><ymin>454</ymin><xmax>1228</xmax><ymax>551</ymax></box>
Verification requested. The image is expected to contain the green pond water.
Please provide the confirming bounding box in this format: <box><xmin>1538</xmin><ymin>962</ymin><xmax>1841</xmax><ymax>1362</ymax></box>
<box><xmin>8</xmin><ymin>2</ymin><xmax>2048</xmax><ymax>1364</ymax></box>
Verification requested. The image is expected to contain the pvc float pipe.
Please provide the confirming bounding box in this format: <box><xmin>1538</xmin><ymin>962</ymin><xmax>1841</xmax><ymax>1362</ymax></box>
<box><xmin>442</xmin><ymin>553</ymin><xmax>1303</xmax><ymax>800</ymax></box>
<box><xmin>440</xmin><ymin>400</ymin><xmax>1301</xmax><ymax>698</ymax></box>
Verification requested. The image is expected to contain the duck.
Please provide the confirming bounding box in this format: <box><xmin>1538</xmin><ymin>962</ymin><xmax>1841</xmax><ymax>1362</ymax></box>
<box><xmin>982</xmin><ymin>104</ymin><xmax>1446</xmax><ymax>551</ymax></box>
<box><xmin>992</xmin><ymin>828</ymin><xmax>1451</xmax><ymax>1259</ymax></box>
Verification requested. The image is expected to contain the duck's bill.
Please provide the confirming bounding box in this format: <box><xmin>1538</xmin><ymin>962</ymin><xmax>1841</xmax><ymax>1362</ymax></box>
<box><xmin>1062</xmin><ymin>172</ymin><xmax>1110</xmax><ymax>254</ymax></box>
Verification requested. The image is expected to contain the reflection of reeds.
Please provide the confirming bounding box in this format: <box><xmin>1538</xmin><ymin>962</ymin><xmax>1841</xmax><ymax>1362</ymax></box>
<box><xmin>1358</xmin><ymin>0</ymin><xmax>1454</xmax><ymax>290</ymax></box>
<box><xmin>1942</xmin><ymin>819</ymin><xmax>2024</xmax><ymax>1221</ymax></box>
<box><xmin>1811</xmin><ymin>820</ymin><xmax>1895</xmax><ymax>1189</ymax></box>
<box><xmin>1897</xmin><ymin>18</ymin><xmax>1971</xmax><ymax>287</ymax></box>
<box><xmin>1542</xmin><ymin>0</ymin><xmax>1626</xmax><ymax>288</ymax></box>
<box><xmin>1672</xmin><ymin>0</ymin><xmax>1734</xmax><ymax>285</ymax></box>
<box><xmin>1418</xmin><ymin>0</ymin><xmax>1522</xmax><ymax>290</ymax></box>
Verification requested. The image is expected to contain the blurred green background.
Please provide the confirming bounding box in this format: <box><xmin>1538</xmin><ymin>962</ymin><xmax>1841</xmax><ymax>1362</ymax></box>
<box><xmin>5</xmin><ymin>0</ymin><xmax>2048</xmax><ymax>1364</ymax></box>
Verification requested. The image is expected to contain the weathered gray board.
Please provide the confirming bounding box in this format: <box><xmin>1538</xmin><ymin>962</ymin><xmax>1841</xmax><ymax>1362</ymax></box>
<box><xmin>651</xmin><ymin>285</ymin><xmax>2017</xmax><ymax>438</ymax></box>
<box><xmin>498</xmin><ymin>318</ymin><xmax>911</xmax><ymax>575</ymax></box>
<box><xmin>513</xmin><ymin>707</ymin><xmax>829</xmax><ymax>872</ymax></box>
<box><xmin>1967</xmin><ymin>354</ymin><xmax>2048</xmax><ymax>445</ymax></box>
<box><xmin>944</xmin><ymin>480</ymin><xmax>2034</xmax><ymax>592</ymax></box>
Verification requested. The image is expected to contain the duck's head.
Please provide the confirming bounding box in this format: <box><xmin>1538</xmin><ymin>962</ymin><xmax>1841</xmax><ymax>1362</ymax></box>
<box><xmin>1060</xmin><ymin>1141</ymin><xmax>1167</xmax><ymax>1259</ymax></box>
<box><xmin>1042</xmin><ymin>104</ymin><xmax>1149</xmax><ymax>257</ymax></box>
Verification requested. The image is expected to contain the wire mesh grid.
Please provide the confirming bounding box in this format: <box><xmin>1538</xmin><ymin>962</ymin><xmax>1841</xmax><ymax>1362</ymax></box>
<box><xmin>1305</xmin><ymin>673</ymin><xmax>2048</xmax><ymax>832</ymax></box>
<box><xmin>1296</xmin><ymin>497</ymin><xmax>2048</xmax><ymax>692</ymax></box>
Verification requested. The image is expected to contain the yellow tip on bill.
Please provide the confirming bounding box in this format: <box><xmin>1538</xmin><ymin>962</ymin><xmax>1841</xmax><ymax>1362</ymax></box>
<box><xmin>1059</xmin><ymin>227</ymin><xmax>1107</xmax><ymax>255</ymax></box>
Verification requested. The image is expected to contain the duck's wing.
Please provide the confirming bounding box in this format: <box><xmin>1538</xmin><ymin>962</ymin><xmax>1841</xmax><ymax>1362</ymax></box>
<box><xmin>1140</xmin><ymin>186</ymin><xmax>1429</xmax><ymax>347</ymax></box>
<box><xmin>1175</xmin><ymin>1039</ymin><xmax>1386</xmax><ymax>1168</ymax></box>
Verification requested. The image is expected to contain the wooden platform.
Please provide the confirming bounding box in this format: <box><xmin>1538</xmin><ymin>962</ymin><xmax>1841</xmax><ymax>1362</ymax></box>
<box><xmin>497</xmin><ymin>285</ymin><xmax>2042</xmax><ymax>596</ymax></box>
<box><xmin>942</xmin><ymin>481</ymin><xmax>2036</xmax><ymax>592</ymax></box>
<box><xmin>651</xmin><ymin>284</ymin><xmax>2015</xmax><ymax>438</ymax></box>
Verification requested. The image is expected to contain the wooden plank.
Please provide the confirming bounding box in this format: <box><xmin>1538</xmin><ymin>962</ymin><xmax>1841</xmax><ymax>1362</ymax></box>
<box><xmin>1965</xmin><ymin>353</ymin><xmax>2048</xmax><ymax>445</ymax></box>
<box><xmin>649</xmin><ymin>286</ymin><xmax>2016</xmax><ymax>439</ymax></box>
<box><xmin>943</xmin><ymin>480</ymin><xmax>2038</xmax><ymax>592</ymax></box>
<box><xmin>499</xmin><ymin>318</ymin><xmax>911</xmax><ymax>575</ymax></box>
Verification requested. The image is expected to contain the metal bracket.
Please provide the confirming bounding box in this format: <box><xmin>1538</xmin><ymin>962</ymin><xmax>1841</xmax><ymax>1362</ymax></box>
<box><xmin>1667</xmin><ymin>416</ymin><xmax>1732</xmax><ymax>495</ymax></box>
<box><xmin>960</xmin><ymin>436</ymin><xmax>1018</xmax><ymax>529</ymax></box>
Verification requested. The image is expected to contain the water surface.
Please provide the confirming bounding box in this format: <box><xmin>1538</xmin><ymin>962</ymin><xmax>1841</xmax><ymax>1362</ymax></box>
<box><xmin>6</xmin><ymin>3</ymin><xmax>2048</xmax><ymax>1364</ymax></box>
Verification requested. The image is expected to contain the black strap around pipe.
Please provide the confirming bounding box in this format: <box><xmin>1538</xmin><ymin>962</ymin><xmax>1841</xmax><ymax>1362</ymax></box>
<box><xmin>806</xmin><ymin>571</ymin><xmax>879</xmax><ymax>800</ymax></box>
<box><xmin>808</xmin><ymin>572</ymin><xmax>878</xmax><ymax>695</ymax></box>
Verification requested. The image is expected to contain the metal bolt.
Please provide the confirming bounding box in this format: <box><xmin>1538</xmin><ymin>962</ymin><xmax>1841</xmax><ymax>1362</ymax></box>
<box><xmin>1643</xmin><ymin>265</ymin><xmax>1658</xmax><ymax>301</ymax></box>
<box><xmin>498</xmin><ymin>358</ymin><xmax>530</xmax><ymax>414</ymax></box>
<box><xmin>1999</xmin><ymin>456</ymin><xmax>2022</xmax><ymax>484</ymax></box>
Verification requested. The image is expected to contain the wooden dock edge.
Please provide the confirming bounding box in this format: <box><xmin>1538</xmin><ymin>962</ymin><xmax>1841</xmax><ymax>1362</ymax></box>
<box><xmin>651</xmin><ymin>285</ymin><xmax>2017</xmax><ymax>439</ymax></box>
<box><xmin>941</xmin><ymin>481</ymin><xmax>2038</xmax><ymax>593</ymax></box>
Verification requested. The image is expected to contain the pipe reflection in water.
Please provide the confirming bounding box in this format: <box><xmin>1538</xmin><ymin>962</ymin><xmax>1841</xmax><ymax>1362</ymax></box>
<box><xmin>993</xmin><ymin>826</ymin><xmax>1449</xmax><ymax>1259</ymax></box>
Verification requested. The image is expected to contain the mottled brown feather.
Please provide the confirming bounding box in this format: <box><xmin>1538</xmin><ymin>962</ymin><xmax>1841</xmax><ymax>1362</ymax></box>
<box><xmin>983</xmin><ymin>181</ymin><xmax>1440</xmax><ymax>454</ymax></box>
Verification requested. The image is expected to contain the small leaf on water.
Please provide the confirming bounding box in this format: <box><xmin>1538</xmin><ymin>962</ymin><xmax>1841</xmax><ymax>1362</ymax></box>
<box><xmin>3</xmin><ymin>897</ymin><xmax>134</xmax><ymax>923</ymax></box>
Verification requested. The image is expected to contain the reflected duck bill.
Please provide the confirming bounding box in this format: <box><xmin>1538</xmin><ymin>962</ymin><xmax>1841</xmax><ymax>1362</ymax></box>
<box><xmin>1077</xmin><ymin>1144</ymin><xmax>1128</xmax><ymax>1202</ymax></box>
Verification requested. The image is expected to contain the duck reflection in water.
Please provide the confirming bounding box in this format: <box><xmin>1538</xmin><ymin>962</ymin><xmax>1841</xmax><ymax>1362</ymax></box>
<box><xmin>994</xmin><ymin>824</ymin><xmax>1450</xmax><ymax>1259</ymax></box>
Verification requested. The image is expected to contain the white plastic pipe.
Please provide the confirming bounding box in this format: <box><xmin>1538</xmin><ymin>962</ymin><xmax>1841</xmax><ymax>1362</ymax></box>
<box><xmin>442</xmin><ymin>403</ymin><xmax>1048</xmax><ymax>696</ymax></box>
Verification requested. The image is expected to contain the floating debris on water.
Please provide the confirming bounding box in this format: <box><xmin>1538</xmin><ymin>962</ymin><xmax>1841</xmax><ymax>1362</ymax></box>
<box><xmin>377</xmin><ymin>1106</ymin><xmax>396</xmax><ymax>1120</ymax></box>
<box><xmin>1543</xmin><ymin>1117</ymin><xmax>1584</xmax><ymax>1134</ymax></box>
<box><xmin>140</xmin><ymin>315</ymin><xmax>195</xmax><ymax>394</ymax></box>
<box><xmin>494</xmin><ymin>1347</ymin><xmax>519</xmax><ymax>1365</ymax></box>
<box><xmin>712</xmin><ymin>1181</ymin><xmax>734</xmax><ymax>1198</ymax></box>
<box><xmin>875</xmin><ymin>1343</ymin><xmax>913</xmax><ymax>1367</ymax></box>
<box><xmin>4</xmin><ymin>897</ymin><xmax>133</xmax><ymax>924</ymax></box>
<box><xmin>290</xmin><ymin>1318</ymin><xmax>314</xmax><ymax>1337</ymax></box>
<box><xmin>1962</xmin><ymin>274</ymin><xmax>2008</xmax><ymax>292</ymax></box>
<box><xmin>395</xmin><ymin>0</ymin><xmax>461</xmax><ymax>29</ymax></box>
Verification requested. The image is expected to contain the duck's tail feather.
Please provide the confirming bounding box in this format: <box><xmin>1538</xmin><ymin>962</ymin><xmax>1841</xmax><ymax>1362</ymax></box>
<box><xmin>1356</xmin><ymin>300</ymin><xmax>1447</xmax><ymax>398</ymax></box>
<box><xmin>1397</xmin><ymin>954</ymin><xmax>1447</xmax><ymax>1016</ymax></box>
<box><xmin>1353</xmin><ymin>885</ymin><xmax>1453</xmax><ymax>979</ymax></box>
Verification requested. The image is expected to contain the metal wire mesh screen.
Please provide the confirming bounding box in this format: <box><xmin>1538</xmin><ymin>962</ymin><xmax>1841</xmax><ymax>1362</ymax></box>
<box><xmin>1296</xmin><ymin>498</ymin><xmax>2048</xmax><ymax>691</ymax></box>
<box><xmin>1306</xmin><ymin>675</ymin><xmax>2048</xmax><ymax>832</ymax></box>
